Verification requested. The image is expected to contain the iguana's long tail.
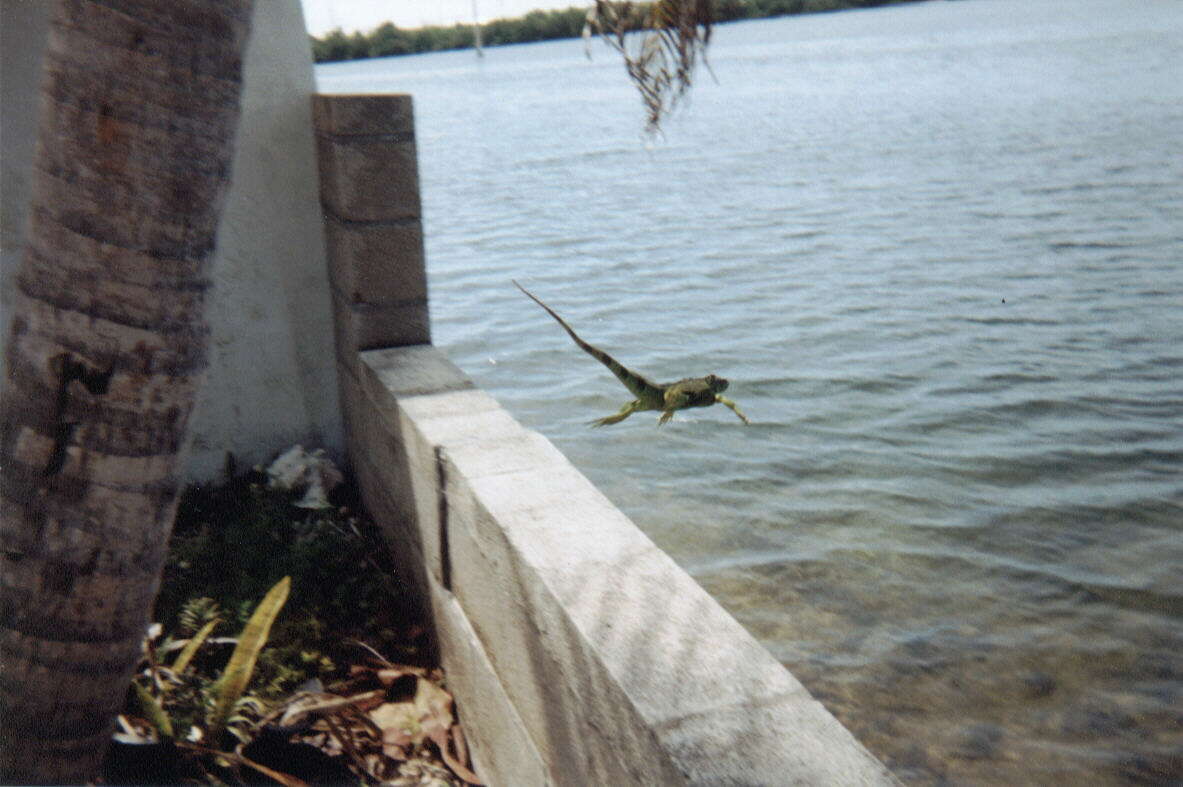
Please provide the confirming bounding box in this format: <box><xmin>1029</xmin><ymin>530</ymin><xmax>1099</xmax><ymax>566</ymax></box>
<box><xmin>514</xmin><ymin>280</ymin><xmax>660</xmax><ymax>402</ymax></box>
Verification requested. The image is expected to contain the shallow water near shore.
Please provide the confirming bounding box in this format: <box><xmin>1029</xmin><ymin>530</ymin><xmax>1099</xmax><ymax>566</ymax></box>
<box><xmin>317</xmin><ymin>1</ymin><xmax>1183</xmax><ymax>782</ymax></box>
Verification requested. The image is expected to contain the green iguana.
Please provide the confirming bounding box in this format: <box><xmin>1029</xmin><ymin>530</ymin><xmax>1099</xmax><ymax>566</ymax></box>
<box><xmin>514</xmin><ymin>281</ymin><xmax>751</xmax><ymax>427</ymax></box>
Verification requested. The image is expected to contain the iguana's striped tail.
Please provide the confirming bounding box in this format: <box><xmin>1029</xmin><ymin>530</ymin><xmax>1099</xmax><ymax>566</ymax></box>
<box><xmin>513</xmin><ymin>280</ymin><xmax>660</xmax><ymax>402</ymax></box>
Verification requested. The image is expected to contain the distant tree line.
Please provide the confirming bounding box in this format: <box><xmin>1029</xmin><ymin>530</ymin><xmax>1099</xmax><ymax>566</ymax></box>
<box><xmin>310</xmin><ymin>0</ymin><xmax>920</xmax><ymax>63</ymax></box>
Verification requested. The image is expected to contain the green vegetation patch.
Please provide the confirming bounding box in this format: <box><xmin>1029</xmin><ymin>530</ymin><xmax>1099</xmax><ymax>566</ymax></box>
<box><xmin>105</xmin><ymin>457</ymin><xmax>480</xmax><ymax>785</ymax></box>
<box><xmin>155</xmin><ymin>459</ymin><xmax>428</xmax><ymax>697</ymax></box>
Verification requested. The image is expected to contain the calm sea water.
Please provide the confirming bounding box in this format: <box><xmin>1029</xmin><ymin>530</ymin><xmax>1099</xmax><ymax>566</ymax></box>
<box><xmin>317</xmin><ymin>1</ymin><xmax>1183</xmax><ymax>782</ymax></box>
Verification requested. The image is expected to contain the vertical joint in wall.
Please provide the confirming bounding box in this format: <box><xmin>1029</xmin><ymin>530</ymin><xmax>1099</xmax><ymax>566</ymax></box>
<box><xmin>435</xmin><ymin>445</ymin><xmax>452</xmax><ymax>591</ymax></box>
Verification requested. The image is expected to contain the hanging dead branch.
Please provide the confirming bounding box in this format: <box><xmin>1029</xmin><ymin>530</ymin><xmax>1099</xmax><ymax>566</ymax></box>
<box><xmin>584</xmin><ymin>1</ymin><xmax>715</xmax><ymax>133</ymax></box>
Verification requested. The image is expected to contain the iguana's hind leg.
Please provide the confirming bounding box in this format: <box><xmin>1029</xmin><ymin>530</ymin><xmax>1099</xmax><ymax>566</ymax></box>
<box><xmin>658</xmin><ymin>388</ymin><xmax>691</xmax><ymax>425</ymax></box>
<box><xmin>591</xmin><ymin>400</ymin><xmax>643</xmax><ymax>427</ymax></box>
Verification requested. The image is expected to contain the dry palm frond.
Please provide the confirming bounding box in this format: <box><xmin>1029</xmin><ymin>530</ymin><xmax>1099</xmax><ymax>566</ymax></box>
<box><xmin>585</xmin><ymin>0</ymin><xmax>715</xmax><ymax>133</ymax></box>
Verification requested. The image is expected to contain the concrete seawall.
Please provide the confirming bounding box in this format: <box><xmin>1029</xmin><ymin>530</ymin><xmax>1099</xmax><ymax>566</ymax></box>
<box><xmin>316</xmin><ymin>93</ymin><xmax>899</xmax><ymax>786</ymax></box>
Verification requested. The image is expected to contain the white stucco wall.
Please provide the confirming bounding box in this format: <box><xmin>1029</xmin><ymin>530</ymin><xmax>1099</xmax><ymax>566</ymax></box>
<box><xmin>185</xmin><ymin>0</ymin><xmax>343</xmax><ymax>479</ymax></box>
<box><xmin>0</xmin><ymin>0</ymin><xmax>343</xmax><ymax>481</ymax></box>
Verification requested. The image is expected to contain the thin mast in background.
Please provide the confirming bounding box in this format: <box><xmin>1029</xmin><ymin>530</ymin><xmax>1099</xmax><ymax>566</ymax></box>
<box><xmin>472</xmin><ymin>0</ymin><xmax>484</xmax><ymax>57</ymax></box>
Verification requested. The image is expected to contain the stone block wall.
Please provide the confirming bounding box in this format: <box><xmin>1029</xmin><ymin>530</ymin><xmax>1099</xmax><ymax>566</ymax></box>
<box><xmin>313</xmin><ymin>94</ymin><xmax>430</xmax><ymax>360</ymax></box>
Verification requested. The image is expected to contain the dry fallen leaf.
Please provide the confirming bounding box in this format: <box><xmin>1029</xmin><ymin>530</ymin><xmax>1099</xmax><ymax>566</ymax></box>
<box><xmin>368</xmin><ymin>677</ymin><xmax>462</xmax><ymax>764</ymax></box>
<box><xmin>415</xmin><ymin>677</ymin><xmax>454</xmax><ymax>749</ymax></box>
<box><xmin>370</xmin><ymin>700</ymin><xmax>420</xmax><ymax>759</ymax></box>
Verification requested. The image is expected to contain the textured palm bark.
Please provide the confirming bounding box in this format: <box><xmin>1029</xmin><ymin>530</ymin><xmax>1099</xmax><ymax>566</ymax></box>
<box><xmin>0</xmin><ymin>1</ymin><xmax>253</xmax><ymax>781</ymax></box>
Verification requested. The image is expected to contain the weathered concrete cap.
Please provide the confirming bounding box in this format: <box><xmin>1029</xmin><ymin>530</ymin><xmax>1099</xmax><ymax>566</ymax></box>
<box><xmin>313</xmin><ymin>93</ymin><xmax>415</xmax><ymax>135</ymax></box>
<box><xmin>359</xmin><ymin>345</ymin><xmax>474</xmax><ymax>397</ymax></box>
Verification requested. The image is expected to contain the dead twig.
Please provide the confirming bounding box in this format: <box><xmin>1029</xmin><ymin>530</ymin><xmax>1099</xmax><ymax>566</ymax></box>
<box><xmin>324</xmin><ymin>713</ymin><xmax>373</xmax><ymax>781</ymax></box>
<box><xmin>175</xmin><ymin>740</ymin><xmax>309</xmax><ymax>787</ymax></box>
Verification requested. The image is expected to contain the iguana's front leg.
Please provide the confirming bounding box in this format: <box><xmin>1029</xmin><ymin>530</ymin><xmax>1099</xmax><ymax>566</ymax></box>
<box><xmin>716</xmin><ymin>395</ymin><xmax>751</xmax><ymax>425</ymax></box>
<box><xmin>591</xmin><ymin>400</ymin><xmax>644</xmax><ymax>427</ymax></box>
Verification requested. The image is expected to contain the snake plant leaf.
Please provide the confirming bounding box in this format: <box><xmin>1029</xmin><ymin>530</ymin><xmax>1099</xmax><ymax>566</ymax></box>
<box><xmin>172</xmin><ymin>617</ymin><xmax>220</xmax><ymax>675</ymax></box>
<box><xmin>206</xmin><ymin>576</ymin><xmax>291</xmax><ymax>745</ymax></box>
<box><xmin>134</xmin><ymin>681</ymin><xmax>174</xmax><ymax>740</ymax></box>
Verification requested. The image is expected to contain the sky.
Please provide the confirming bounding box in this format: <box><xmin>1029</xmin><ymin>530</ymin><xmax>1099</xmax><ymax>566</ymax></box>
<box><xmin>300</xmin><ymin>0</ymin><xmax>577</xmax><ymax>35</ymax></box>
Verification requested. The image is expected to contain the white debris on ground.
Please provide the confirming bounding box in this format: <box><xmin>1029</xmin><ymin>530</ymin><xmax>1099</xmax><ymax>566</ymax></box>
<box><xmin>265</xmin><ymin>445</ymin><xmax>344</xmax><ymax>509</ymax></box>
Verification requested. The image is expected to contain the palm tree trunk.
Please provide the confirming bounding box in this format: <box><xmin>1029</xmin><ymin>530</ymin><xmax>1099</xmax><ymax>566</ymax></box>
<box><xmin>0</xmin><ymin>1</ymin><xmax>253</xmax><ymax>781</ymax></box>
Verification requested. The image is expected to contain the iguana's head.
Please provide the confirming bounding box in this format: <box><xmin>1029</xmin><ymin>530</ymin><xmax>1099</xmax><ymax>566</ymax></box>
<box><xmin>704</xmin><ymin>374</ymin><xmax>729</xmax><ymax>393</ymax></box>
